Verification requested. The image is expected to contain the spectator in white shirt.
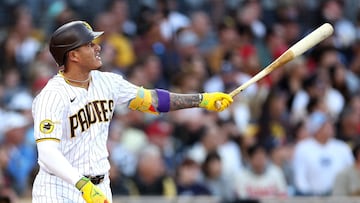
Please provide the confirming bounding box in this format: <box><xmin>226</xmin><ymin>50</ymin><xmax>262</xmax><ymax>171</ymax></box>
<box><xmin>292</xmin><ymin>111</ymin><xmax>354</xmax><ymax>196</ymax></box>
<box><xmin>234</xmin><ymin>144</ymin><xmax>287</xmax><ymax>199</ymax></box>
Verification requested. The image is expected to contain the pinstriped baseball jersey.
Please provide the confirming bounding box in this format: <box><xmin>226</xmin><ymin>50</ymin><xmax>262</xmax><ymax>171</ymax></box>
<box><xmin>32</xmin><ymin>70</ymin><xmax>138</xmax><ymax>200</ymax></box>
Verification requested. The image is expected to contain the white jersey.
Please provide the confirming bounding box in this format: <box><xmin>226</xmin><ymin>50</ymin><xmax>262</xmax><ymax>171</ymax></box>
<box><xmin>32</xmin><ymin>70</ymin><xmax>137</xmax><ymax>202</ymax></box>
<box><xmin>234</xmin><ymin>165</ymin><xmax>288</xmax><ymax>198</ymax></box>
<box><xmin>292</xmin><ymin>138</ymin><xmax>354</xmax><ymax>195</ymax></box>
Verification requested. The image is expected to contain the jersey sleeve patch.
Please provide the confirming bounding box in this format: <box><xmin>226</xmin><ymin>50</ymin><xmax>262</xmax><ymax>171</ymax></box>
<box><xmin>39</xmin><ymin>119</ymin><xmax>55</xmax><ymax>134</ymax></box>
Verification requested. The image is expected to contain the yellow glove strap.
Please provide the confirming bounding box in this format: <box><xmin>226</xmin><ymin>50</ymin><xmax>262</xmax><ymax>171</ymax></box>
<box><xmin>75</xmin><ymin>177</ymin><xmax>89</xmax><ymax>190</ymax></box>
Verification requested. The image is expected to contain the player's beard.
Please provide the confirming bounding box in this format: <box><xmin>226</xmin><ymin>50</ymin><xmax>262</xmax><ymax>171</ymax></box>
<box><xmin>92</xmin><ymin>52</ymin><xmax>102</xmax><ymax>70</ymax></box>
<box><xmin>94</xmin><ymin>51</ymin><xmax>103</xmax><ymax>69</ymax></box>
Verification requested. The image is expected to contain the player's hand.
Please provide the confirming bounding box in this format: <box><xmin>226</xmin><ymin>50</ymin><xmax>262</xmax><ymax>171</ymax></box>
<box><xmin>199</xmin><ymin>92</ymin><xmax>233</xmax><ymax>112</ymax></box>
<box><xmin>75</xmin><ymin>177</ymin><xmax>109</xmax><ymax>203</ymax></box>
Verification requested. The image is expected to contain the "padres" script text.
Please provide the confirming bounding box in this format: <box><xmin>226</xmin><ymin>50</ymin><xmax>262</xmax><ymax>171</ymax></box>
<box><xmin>69</xmin><ymin>100</ymin><xmax>114</xmax><ymax>137</ymax></box>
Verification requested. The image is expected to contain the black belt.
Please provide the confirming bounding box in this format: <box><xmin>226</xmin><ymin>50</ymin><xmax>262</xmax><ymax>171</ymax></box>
<box><xmin>84</xmin><ymin>175</ymin><xmax>105</xmax><ymax>185</ymax></box>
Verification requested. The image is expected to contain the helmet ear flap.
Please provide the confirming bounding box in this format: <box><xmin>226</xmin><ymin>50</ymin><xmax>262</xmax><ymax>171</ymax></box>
<box><xmin>49</xmin><ymin>21</ymin><xmax>103</xmax><ymax>66</ymax></box>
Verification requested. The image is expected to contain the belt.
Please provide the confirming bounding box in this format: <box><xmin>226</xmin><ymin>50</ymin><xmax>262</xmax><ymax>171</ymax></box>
<box><xmin>84</xmin><ymin>175</ymin><xmax>105</xmax><ymax>185</ymax></box>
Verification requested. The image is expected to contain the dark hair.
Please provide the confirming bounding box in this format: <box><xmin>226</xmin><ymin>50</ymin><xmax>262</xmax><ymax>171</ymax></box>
<box><xmin>202</xmin><ymin>151</ymin><xmax>221</xmax><ymax>178</ymax></box>
<box><xmin>352</xmin><ymin>143</ymin><xmax>360</xmax><ymax>160</ymax></box>
<box><xmin>247</xmin><ymin>144</ymin><xmax>266</xmax><ymax>158</ymax></box>
<box><xmin>175</xmin><ymin>157</ymin><xmax>198</xmax><ymax>178</ymax></box>
<box><xmin>0</xmin><ymin>196</ymin><xmax>10</xmax><ymax>203</ymax></box>
<box><xmin>306</xmin><ymin>96</ymin><xmax>320</xmax><ymax>114</ymax></box>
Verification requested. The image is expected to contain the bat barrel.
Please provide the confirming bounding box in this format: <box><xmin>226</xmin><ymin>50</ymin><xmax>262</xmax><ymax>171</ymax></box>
<box><xmin>215</xmin><ymin>23</ymin><xmax>334</xmax><ymax>111</ymax></box>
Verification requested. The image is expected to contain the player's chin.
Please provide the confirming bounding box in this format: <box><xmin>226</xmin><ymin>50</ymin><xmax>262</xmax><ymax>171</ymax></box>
<box><xmin>94</xmin><ymin>58</ymin><xmax>102</xmax><ymax>69</ymax></box>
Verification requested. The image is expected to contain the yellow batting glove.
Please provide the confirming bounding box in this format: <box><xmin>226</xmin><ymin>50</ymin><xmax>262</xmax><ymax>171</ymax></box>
<box><xmin>199</xmin><ymin>92</ymin><xmax>233</xmax><ymax>112</ymax></box>
<box><xmin>75</xmin><ymin>177</ymin><xmax>109</xmax><ymax>203</ymax></box>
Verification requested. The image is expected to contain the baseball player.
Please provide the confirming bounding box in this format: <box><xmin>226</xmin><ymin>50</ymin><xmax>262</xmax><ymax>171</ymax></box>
<box><xmin>31</xmin><ymin>21</ymin><xmax>233</xmax><ymax>203</ymax></box>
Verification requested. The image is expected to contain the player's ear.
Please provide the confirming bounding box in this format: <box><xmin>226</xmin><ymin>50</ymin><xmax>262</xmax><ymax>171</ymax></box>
<box><xmin>67</xmin><ymin>50</ymin><xmax>80</xmax><ymax>63</ymax></box>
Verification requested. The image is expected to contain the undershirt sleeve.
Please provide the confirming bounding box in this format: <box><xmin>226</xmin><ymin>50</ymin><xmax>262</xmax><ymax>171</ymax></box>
<box><xmin>37</xmin><ymin>141</ymin><xmax>82</xmax><ymax>185</ymax></box>
<box><xmin>33</xmin><ymin>90</ymin><xmax>82</xmax><ymax>186</ymax></box>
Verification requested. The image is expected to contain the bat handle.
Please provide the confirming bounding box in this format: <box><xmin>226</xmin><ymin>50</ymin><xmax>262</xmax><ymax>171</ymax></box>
<box><xmin>215</xmin><ymin>100</ymin><xmax>222</xmax><ymax>110</ymax></box>
<box><xmin>215</xmin><ymin>87</ymin><xmax>244</xmax><ymax>110</ymax></box>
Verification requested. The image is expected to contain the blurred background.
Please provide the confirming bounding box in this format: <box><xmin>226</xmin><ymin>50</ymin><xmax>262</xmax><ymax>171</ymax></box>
<box><xmin>1</xmin><ymin>0</ymin><xmax>360</xmax><ymax>202</ymax></box>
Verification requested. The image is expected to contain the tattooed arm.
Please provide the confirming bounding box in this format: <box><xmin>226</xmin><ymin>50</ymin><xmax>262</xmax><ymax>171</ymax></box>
<box><xmin>150</xmin><ymin>91</ymin><xmax>201</xmax><ymax>110</ymax></box>
<box><xmin>169</xmin><ymin>93</ymin><xmax>202</xmax><ymax>110</ymax></box>
<box><xmin>150</xmin><ymin>90</ymin><xmax>232</xmax><ymax>112</ymax></box>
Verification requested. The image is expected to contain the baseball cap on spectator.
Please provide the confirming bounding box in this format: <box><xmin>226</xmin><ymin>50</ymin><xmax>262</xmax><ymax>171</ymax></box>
<box><xmin>121</xmin><ymin>128</ymin><xmax>148</xmax><ymax>154</ymax></box>
<box><xmin>306</xmin><ymin>111</ymin><xmax>329</xmax><ymax>135</ymax></box>
<box><xmin>145</xmin><ymin>120</ymin><xmax>173</xmax><ymax>139</ymax></box>
<box><xmin>47</xmin><ymin>1</ymin><xmax>66</xmax><ymax>19</ymax></box>
<box><xmin>7</xmin><ymin>91</ymin><xmax>33</xmax><ymax>111</ymax></box>
<box><xmin>2</xmin><ymin>112</ymin><xmax>29</xmax><ymax>135</ymax></box>
<box><xmin>176</xmin><ymin>29</ymin><xmax>199</xmax><ymax>47</ymax></box>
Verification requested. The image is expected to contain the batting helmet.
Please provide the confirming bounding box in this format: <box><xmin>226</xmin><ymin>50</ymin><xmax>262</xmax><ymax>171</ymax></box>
<box><xmin>49</xmin><ymin>21</ymin><xmax>103</xmax><ymax>66</ymax></box>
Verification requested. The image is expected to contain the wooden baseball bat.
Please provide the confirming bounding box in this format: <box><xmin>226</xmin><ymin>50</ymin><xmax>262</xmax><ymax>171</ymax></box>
<box><xmin>216</xmin><ymin>23</ymin><xmax>334</xmax><ymax>108</ymax></box>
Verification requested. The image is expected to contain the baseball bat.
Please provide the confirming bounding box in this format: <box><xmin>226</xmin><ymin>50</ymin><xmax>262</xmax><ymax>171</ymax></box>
<box><xmin>216</xmin><ymin>23</ymin><xmax>334</xmax><ymax>109</ymax></box>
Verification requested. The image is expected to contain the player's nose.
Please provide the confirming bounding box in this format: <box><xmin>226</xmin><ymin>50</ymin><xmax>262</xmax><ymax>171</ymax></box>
<box><xmin>94</xmin><ymin>43</ymin><xmax>101</xmax><ymax>52</ymax></box>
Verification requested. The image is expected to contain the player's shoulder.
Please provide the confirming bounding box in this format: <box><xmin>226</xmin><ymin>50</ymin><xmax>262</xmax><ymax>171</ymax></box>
<box><xmin>91</xmin><ymin>70</ymin><xmax>124</xmax><ymax>80</ymax></box>
<box><xmin>33</xmin><ymin>75</ymin><xmax>67</xmax><ymax>101</ymax></box>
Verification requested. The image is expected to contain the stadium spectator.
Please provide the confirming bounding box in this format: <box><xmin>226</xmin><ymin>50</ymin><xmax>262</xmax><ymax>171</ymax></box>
<box><xmin>317</xmin><ymin>0</ymin><xmax>356</xmax><ymax>50</ymax></box>
<box><xmin>336</xmin><ymin>106</ymin><xmax>360</xmax><ymax>148</ymax></box>
<box><xmin>175</xmin><ymin>157</ymin><xmax>211</xmax><ymax>196</ymax></box>
<box><xmin>189</xmin><ymin>11</ymin><xmax>218</xmax><ymax>55</ymax></box>
<box><xmin>0</xmin><ymin>112</ymin><xmax>35</xmax><ymax>196</ymax></box>
<box><xmin>332</xmin><ymin>143</ymin><xmax>360</xmax><ymax>195</ymax></box>
<box><xmin>236</xmin><ymin>0</ymin><xmax>266</xmax><ymax>40</ymax></box>
<box><xmin>2</xmin><ymin>68</ymin><xmax>26</xmax><ymax>106</ymax></box>
<box><xmin>216</xmin><ymin>119</ymin><xmax>243</xmax><ymax>179</ymax></box>
<box><xmin>107</xmin><ymin>0</ymin><xmax>137</xmax><ymax>37</ymax></box>
<box><xmin>234</xmin><ymin>144</ymin><xmax>287</xmax><ymax>199</ymax></box>
<box><xmin>2</xmin><ymin>5</ymin><xmax>41</xmax><ymax>78</ymax></box>
<box><xmin>94</xmin><ymin>11</ymin><xmax>136</xmax><ymax>72</ymax></box>
<box><xmin>293</xmin><ymin>111</ymin><xmax>354</xmax><ymax>195</ymax></box>
<box><xmin>157</xmin><ymin>0</ymin><xmax>190</xmax><ymax>42</ymax></box>
<box><xmin>276</xmin><ymin>57</ymin><xmax>308</xmax><ymax>123</ymax></box>
<box><xmin>187</xmin><ymin>124</ymin><xmax>222</xmax><ymax>164</ymax></box>
<box><xmin>109</xmin><ymin>109</ymin><xmax>149</xmax><ymax>177</ymax></box>
<box><xmin>255</xmin><ymin>89</ymin><xmax>291</xmax><ymax>151</ymax></box>
<box><xmin>201</xmin><ymin>151</ymin><xmax>236</xmax><ymax>203</ymax></box>
<box><xmin>207</xmin><ymin>16</ymin><xmax>240</xmax><ymax>74</ymax></box>
<box><xmin>127</xmin><ymin>144</ymin><xmax>177</xmax><ymax>196</ymax></box>
<box><xmin>145</xmin><ymin>119</ymin><xmax>177</xmax><ymax>172</ymax></box>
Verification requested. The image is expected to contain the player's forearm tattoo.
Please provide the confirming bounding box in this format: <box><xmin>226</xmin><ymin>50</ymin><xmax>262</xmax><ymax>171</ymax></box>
<box><xmin>150</xmin><ymin>91</ymin><xmax>201</xmax><ymax>111</ymax></box>
<box><xmin>169</xmin><ymin>93</ymin><xmax>201</xmax><ymax>110</ymax></box>
<box><xmin>151</xmin><ymin>90</ymin><xmax>159</xmax><ymax>108</ymax></box>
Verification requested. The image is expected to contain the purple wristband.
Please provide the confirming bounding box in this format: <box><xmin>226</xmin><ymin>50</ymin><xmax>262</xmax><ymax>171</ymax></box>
<box><xmin>156</xmin><ymin>89</ymin><xmax>170</xmax><ymax>112</ymax></box>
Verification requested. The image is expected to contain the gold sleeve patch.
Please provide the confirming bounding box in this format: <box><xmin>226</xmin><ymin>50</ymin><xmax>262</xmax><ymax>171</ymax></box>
<box><xmin>39</xmin><ymin>119</ymin><xmax>55</xmax><ymax>134</ymax></box>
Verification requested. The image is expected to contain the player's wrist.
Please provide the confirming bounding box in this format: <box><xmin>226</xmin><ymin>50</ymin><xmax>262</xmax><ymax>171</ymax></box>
<box><xmin>75</xmin><ymin>177</ymin><xmax>90</xmax><ymax>190</ymax></box>
<box><xmin>198</xmin><ymin>93</ymin><xmax>205</xmax><ymax>107</ymax></box>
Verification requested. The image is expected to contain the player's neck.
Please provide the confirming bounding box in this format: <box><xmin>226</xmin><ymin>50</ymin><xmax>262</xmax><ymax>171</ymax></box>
<box><xmin>59</xmin><ymin>69</ymin><xmax>91</xmax><ymax>89</ymax></box>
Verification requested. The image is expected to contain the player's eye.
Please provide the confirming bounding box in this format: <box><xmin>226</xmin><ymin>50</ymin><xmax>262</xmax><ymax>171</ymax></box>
<box><xmin>89</xmin><ymin>42</ymin><xmax>95</xmax><ymax>47</ymax></box>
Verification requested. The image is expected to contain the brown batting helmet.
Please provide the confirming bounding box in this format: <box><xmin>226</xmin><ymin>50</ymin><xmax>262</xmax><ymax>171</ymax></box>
<box><xmin>49</xmin><ymin>21</ymin><xmax>103</xmax><ymax>66</ymax></box>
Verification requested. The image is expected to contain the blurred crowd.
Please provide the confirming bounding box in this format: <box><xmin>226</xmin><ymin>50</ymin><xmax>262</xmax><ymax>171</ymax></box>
<box><xmin>1</xmin><ymin>0</ymin><xmax>360</xmax><ymax>202</ymax></box>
